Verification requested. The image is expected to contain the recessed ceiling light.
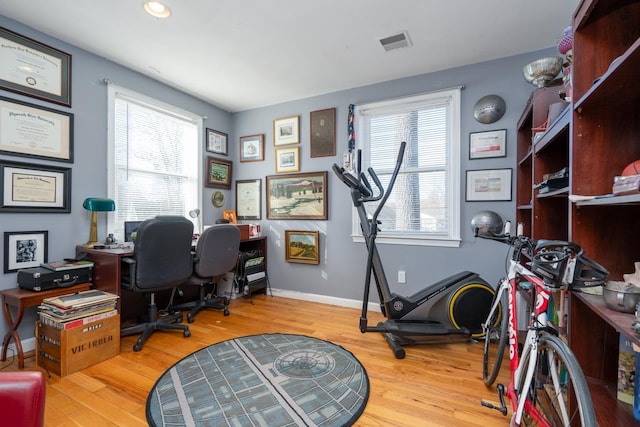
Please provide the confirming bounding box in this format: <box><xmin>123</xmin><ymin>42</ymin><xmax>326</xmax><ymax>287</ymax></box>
<box><xmin>143</xmin><ymin>2</ymin><xmax>171</xmax><ymax>19</ymax></box>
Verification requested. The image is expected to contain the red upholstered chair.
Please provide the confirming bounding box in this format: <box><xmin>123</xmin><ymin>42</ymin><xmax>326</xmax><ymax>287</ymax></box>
<box><xmin>0</xmin><ymin>371</ymin><xmax>46</xmax><ymax>427</ymax></box>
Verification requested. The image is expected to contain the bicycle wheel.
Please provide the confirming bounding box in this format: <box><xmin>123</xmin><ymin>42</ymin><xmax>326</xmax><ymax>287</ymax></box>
<box><xmin>482</xmin><ymin>286</ymin><xmax>508</xmax><ymax>386</ymax></box>
<box><xmin>515</xmin><ymin>332</ymin><xmax>596</xmax><ymax>427</ymax></box>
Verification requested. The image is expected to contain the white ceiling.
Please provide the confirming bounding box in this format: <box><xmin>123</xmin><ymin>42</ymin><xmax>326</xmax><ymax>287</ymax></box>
<box><xmin>0</xmin><ymin>0</ymin><xmax>578</xmax><ymax>113</ymax></box>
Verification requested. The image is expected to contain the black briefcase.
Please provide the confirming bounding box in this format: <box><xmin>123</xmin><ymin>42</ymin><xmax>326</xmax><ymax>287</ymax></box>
<box><xmin>17</xmin><ymin>267</ymin><xmax>93</xmax><ymax>292</ymax></box>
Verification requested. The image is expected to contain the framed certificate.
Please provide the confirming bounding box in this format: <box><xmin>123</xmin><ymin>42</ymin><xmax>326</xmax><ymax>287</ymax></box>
<box><xmin>0</xmin><ymin>159</ymin><xmax>71</xmax><ymax>212</ymax></box>
<box><xmin>0</xmin><ymin>96</ymin><xmax>74</xmax><ymax>162</ymax></box>
<box><xmin>236</xmin><ymin>179</ymin><xmax>261</xmax><ymax>220</ymax></box>
<box><xmin>0</xmin><ymin>26</ymin><xmax>72</xmax><ymax>107</ymax></box>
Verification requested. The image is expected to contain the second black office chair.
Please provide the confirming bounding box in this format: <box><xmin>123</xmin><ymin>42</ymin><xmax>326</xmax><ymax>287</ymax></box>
<box><xmin>120</xmin><ymin>216</ymin><xmax>194</xmax><ymax>351</ymax></box>
<box><xmin>170</xmin><ymin>224</ymin><xmax>241</xmax><ymax>323</ymax></box>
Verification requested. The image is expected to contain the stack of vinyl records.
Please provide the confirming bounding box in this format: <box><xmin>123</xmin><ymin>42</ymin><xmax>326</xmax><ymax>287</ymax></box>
<box><xmin>38</xmin><ymin>290</ymin><xmax>119</xmax><ymax>330</ymax></box>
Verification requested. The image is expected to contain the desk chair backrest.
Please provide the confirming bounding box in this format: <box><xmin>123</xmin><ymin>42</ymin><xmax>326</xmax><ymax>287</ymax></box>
<box><xmin>194</xmin><ymin>224</ymin><xmax>241</xmax><ymax>278</ymax></box>
<box><xmin>132</xmin><ymin>216</ymin><xmax>194</xmax><ymax>290</ymax></box>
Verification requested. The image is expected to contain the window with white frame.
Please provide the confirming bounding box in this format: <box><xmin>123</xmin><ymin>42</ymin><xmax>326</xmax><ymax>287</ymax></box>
<box><xmin>107</xmin><ymin>85</ymin><xmax>201</xmax><ymax>241</ymax></box>
<box><xmin>355</xmin><ymin>87</ymin><xmax>461</xmax><ymax>247</ymax></box>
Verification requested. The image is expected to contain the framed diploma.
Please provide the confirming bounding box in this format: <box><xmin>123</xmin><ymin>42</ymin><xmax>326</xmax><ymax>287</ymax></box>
<box><xmin>0</xmin><ymin>159</ymin><xmax>71</xmax><ymax>213</ymax></box>
<box><xmin>469</xmin><ymin>129</ymin><xmax>507</xmax><ymax>159</ymax></box>
<box><xmin>0</xmin><ymin>96</ymin><xmax>73</xmax><ymax>162</ymax></box>
<box><xmin>0</xmin><ymin>26</ymin><xmax>72</xmax><ymax>107</ymax></box>
<box><xmin>236</xmin><ymin>179</ymin><xmax>261</xmax><ymax>220</ymax></box>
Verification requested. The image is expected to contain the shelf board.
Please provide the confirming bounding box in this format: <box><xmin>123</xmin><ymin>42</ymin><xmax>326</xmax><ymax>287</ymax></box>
<box><xmin>575</xmin><ymin>193</ymin><xmax>640</xmax><ymax>206</ymax></box>
<box><xmin>575</xmin><ymin>37</ymin><xmax>640</xmax><ymax>111</ymax></box>
<box><xmin>518</xmin><ymin>147</ymin><xmax>532</xmax><ymax>166</ymax></box>
<box><xmin>536</xmin><ymin>187</ymin><xmax>569</xmax><ymax>198</ymax></box>
<box><xmin>533</xmin><ymin>105</ymin><xmax>571</xmax><ymax>154</ymax></box>
<box><xmin>517</xmin><ymin>204</ymin><xmax>532</xmax><ymax>210</ymax></box>
<box><xmin>574</xmin><ymin>292</ymin><xmax>640</xmax><ymax>346</ymax></box>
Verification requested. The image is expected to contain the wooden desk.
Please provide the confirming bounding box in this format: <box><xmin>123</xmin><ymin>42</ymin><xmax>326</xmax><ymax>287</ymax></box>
<box><xmin>0</xmin><ymin>282</ymin><xmax>92</xmax><ymax>369</ymax></box>
<box><xmin>78</xmin><ymin>236</ymin><xmax>268</xmax><ymax>322</ymax></box>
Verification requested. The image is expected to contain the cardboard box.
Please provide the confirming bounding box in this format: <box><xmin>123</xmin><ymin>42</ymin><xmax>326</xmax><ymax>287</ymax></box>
<box><xmin>37</xmin><ymin>313</ymin><xmax>120</xmax><ymax>377</ymax></box>
<box><xmin>618</xmin><ymin>335</ymin><xmax>635</xmax><ymax>405</ymax></box>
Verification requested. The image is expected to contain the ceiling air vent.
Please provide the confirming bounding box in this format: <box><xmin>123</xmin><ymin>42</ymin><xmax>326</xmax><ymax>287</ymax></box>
<box><xmin>378</xmin><ymin>31</ymin><xmax>412</xmax><ymax>52</ymax></box>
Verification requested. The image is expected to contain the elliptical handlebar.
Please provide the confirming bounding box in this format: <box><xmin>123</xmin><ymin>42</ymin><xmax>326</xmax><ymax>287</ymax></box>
<box><xmin>331</xmin><ymin>141</ymin><xmax>407</xmax><ymax>206</ymax></box>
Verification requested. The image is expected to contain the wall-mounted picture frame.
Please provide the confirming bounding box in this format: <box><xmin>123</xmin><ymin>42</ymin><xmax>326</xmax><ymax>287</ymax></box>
<box><xmin>0</xmin><ymin>159</ymin><xmax>71</xmax><ymax>213</ymax></box>
<box><xmin>275</xmin><ymin>146</ymin><xmax>300</xmax><ymax>173</ymax></box>
<box><xmin>273</xmin><ymin>115</ymin><xmax>299</xmax><ymax>146</ymax></box>
<box><xmin>205</xmin><ymin>156</ymin><xmax>232</xmax><ymax>189</ymax></box>
<box><xmin>206</xmin><ymin>128</ymin><xmax>228</xmax><ymax>156</ymax></box>
<box><xmin>211</xmin><ymin>191</ymin><xmax>225</xmax><ymax>208</ymax></box>
<box><xmin>239</xmin><ymin>134</ymin><xmax>264</xmax><ymax>162</ymax></box>
<box><xmin>222</xmin><ymin>209</ymin><xmax>237</xmax><ymax>224</ymax></box>
<box><xmin>0</xmin><ymin>26</ymin><xmax>71</xmax><ymax>107</ymax></box>
<box><xmin>266</xmin><ymin>171</ymin><xmax>328</xmax><ymax>220</ymax></box>
<box><xmin>0</xmin><ymin>96</ymin><xmax>74</xmax><ymax>163</ymax></box>
<box><xmin>236</xmin><ymin>179</ymin><xmax>261</xmax><ymax>220</ymax></box>
<box><xmin>469</xmin><ymin>129</ymin><xmax>507</xmax><ymax>159</ymax></box>
<box><xmin>3</xmin><ymin>230</ymin><xmax>48</xmax><ymax>273</ymax></box>
<box><xmin>310</xmin><ymin>107</ymin><xmax>336</xmax><ymax>158</ymax></box>
<box><xmin>466</xmin><ymin>168</ymin><xmax>512</xmax><ymax>201</ymax></box>
<box><xmin>285</xmin><ymin>230</ymin><xmax>320</xmax><ymax>265</ymax></box>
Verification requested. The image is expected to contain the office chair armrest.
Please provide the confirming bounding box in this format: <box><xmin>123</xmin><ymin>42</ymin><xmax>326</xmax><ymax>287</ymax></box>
<box><xmin>122</xmin><ymin>257</ymin><xmax>137</xmax><ymax>285</ymax></box>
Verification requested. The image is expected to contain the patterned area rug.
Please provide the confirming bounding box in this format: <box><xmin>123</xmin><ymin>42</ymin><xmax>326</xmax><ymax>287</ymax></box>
<box><xmin>146</xmin><ymin>333</ymin><xmax>369</xmax><ymax>426</ymax></box>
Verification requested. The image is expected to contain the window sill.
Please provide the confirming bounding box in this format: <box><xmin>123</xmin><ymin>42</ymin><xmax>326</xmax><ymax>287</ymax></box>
<box><xmin>352</xmin><ymin>234</ymin><xmax>461</xmax><ymax>248</ymax></box>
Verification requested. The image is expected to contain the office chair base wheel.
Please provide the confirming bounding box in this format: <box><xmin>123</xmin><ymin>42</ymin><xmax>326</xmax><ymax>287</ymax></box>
<box><xmin>224</xmin><ymin>308</ymin><xmax>230</xmax><ymax>316</ymax></box>
<box><xmin>187</xmin><ymin>314</ymin><xmax>195</xmax><ymax>323</ymax></box>
<box><xmin>133</xmin><ymin>342</ymin><xmax>143</xmax><ymax>352</ymax></box>
<box><xmin>184</xmin><ymin>329</ymin><xmax>191</xmax><ymax>338</ymax></box>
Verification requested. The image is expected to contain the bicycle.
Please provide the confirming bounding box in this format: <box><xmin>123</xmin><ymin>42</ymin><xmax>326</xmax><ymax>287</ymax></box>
<box><xmin>476</xmin><ymin>220</ymin><xmax>608</xmax><ymax>426</ymax></box>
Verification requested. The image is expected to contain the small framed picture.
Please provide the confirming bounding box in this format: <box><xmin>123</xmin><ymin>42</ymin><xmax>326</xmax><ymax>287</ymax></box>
<box><xmin>4</xmin><ymin>230</ymin><xmax>48</xmax><ymax>273</ymax></box>
<box><xmin>205</xmin><ymin>156</ymin><xmax>232</xmax><ymax>189</ymax></box>
<box><xmin>206</xmin><ymin>128</ymin><xmax>228</xmax><ymax>156</ymax></box>
<box><xmin>466</xmin><ymin>168</ymin><xmax>512</xmax><ymax>201</ymax></box>
<box><xmin>273</xmin><ymin>115</ymin><xmax>299</xmax><ymax>146</ymax></box>
<box><xmin>275</xmin><ymin>146</ymin><xmax>300</xmax><ymax>173</ymax></box>
<box><xmin>469</xmin><ymin>129</ymin><xmax>507</xmax><ymax>159</ymax></box>
<box><xmin>285</xmin><ymin>230</ymin><xmax>320</xmax><ymax>264</ymax></box>
<box><xmin>239</xmin><ymin>134</ymin><xmax>265</xmax><ymax>162</ymax></box>
<box><xmin>222</xmin><ymin>209</ymin><xmax>237</xmax><ymax>224</ymax></box>
<box><xmin>310</xmin><ymin>108</ymin><xmax>336</xmax><ymax>157</ymax></box>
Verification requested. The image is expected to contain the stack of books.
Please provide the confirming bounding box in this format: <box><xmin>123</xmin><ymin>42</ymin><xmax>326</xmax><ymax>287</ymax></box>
<box><xmin>38</xmin><ymin>290</ymin><xmax>118</xmax><ymax>330</ymax></box>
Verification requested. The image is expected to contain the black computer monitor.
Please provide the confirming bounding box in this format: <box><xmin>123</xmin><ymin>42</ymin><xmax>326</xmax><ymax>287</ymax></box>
<box><xmin>124</xmin><ymin>221</ymin><xmax>144</xmax><ymax>242</ymax></box>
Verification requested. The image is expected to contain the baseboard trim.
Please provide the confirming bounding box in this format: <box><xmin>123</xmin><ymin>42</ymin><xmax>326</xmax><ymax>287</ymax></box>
<box><xmin>268</xmin><ymin>288</ymin><xmax>382</xmax><ymax>312</ymax></box>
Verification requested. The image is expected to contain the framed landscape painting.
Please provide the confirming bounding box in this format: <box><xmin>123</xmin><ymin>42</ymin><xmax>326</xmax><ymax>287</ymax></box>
<box><xmin>266</xmin><ymin>171</ymin><xmax>328</xmax><ymax>220</ymax></box>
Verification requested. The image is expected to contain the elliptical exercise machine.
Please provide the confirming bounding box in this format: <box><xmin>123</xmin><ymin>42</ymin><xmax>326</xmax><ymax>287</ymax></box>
<box><xmin>332</xmin><ymin>141</ymin><xmax>495</xmax><ymax>359</ymax></box>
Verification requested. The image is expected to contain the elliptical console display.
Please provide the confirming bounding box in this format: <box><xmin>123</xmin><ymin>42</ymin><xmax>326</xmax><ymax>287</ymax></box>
<box><xmin>332</xmin><ymin>141</ymin><xmax>495</xmax><ymax>359</ymax></box>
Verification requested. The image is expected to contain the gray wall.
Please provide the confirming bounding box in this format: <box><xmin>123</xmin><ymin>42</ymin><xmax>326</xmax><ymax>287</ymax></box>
<box><xmin>231</xmin><ymin>48</ymin><xmax>556</xmax><ymax>303</ymax></box>
<box><xmin>0</xmin><ymin>14</ymin><xmax>557</xmax><ymax>344</ymax></box>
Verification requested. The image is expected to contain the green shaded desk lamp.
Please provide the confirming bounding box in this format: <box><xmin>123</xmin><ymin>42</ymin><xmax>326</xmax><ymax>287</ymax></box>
<box><xmin>83</xmin><ymin>197</ymin><xmax>116</xmax><ymax>247</ymax></box>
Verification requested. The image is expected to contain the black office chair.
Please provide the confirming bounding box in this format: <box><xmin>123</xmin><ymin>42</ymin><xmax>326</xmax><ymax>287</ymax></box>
<box><xmin>120</xmin><ymin>216</ymin><xmax>194</xmax><ymax>351</ymax></box>
<box><xmin>170</xmin><ymin>224</ymin><xmax>241</xmax><ymax>323</ymax></box>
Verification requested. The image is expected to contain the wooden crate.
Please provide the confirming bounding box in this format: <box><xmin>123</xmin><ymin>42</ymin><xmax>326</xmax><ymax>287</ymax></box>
<box><xmin>37</xmin><ymin>314</ymin><xmax>120</xmax><ymax>377</ymax></box>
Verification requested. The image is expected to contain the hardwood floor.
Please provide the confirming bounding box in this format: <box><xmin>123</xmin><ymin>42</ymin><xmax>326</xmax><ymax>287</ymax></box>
<box><xmin>3</xmin><ymin>295</ymin><xmax>510</xmax><ymax>426</ymax></box>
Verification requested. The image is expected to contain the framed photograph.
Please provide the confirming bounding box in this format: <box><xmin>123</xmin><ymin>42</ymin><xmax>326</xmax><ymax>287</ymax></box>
<box><xmin>4</xmin><ymin>230</ymin><xmax>48</xmax><ymax>273</ymax></box>
<box><xmin>205</xmin><ymin>156</ymin><xmax>232</xmax><ymax>189</ymax></box>
<box><xmin>273</xmin><ymin>115</ymin><xmax>299</xmax><ymax>146</ymax></box>
<box><xmin>0</xmin><ymin>159</ymin><xmax>71</xmax><ymax>213</ymax></box>
<box><xmin>0</xmin><ymin>96</ymin><xmax>74</xmax><ymax>163</ymax></box>
<box><xmin>275</xmin><ymin>146</ymin><xmax>300</xmax><ymax>173</ymax></box>
<box><xmin>222</xmin><ymin>209</ymin><xmax>237</xmax><ymax>224</ymax></box>
<box><xmin>211</xmin><ymin>191</ymin><xmax>225</xmax><ymax>208</ymax></box>
<box><xmin>236</xmin><ymin>179</ymin><xmax>261</xmax><ymax>220</ymax></box>
<box><xmin>469</xmin><ymin>129</ymin><xmax>507</xmax><ymax>159</ymax></box>
<box><xmin>0</xmin><ymin>26</ymin><xmax>71</xmax><ymax>107</ymax></box>
<box><xmin>466</xmin><ymin>168</ymin><xmax>512</xmax><ymax>201</ymax></box>
<box><xmin>285</xmin><ymin>230</ymin><xmax>320</xmax><ymax>265</ymax></box>
<box><xmin>266</xmin><ymin>171</ymin><xmax>328</xmax><ymax>220</ymax></box>
<box><xmin>206</xmin><ymin>128</ymin><xmax>228</xmax><ymax>156</ymax></box>
<box><xmin>239</xmin><ymin>134</ymin><xmax>264</xmax><ymax>162</ymax></box>
<box><xmin>310</xmin><ymin>108</ymin><xmax>336</xmax><ymax>157</ymax></box>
